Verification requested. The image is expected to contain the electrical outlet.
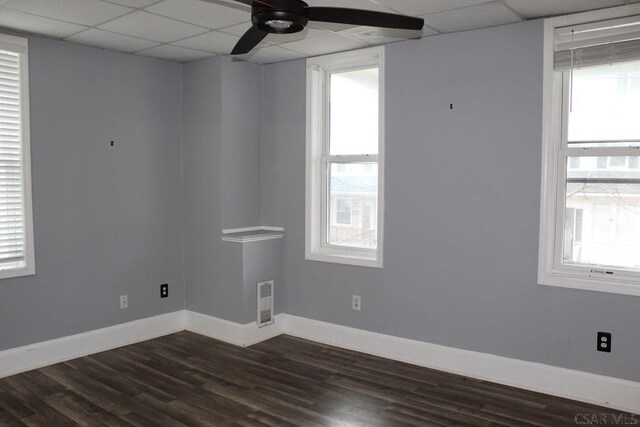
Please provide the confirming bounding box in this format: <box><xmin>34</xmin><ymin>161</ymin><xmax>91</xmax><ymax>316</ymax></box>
<box><xmin>160</xmin><ymin>283</ymin><xmax>168</xmax><ymax>299</ymax></box>
<box><xmin>120</xmin><ymin>295</ymin><xmax>128</xmax><ymax>310</ymax></box>
<box><xmin>352</xmin><ymin>295</ymin><xmax>361</xmax><ymax>311</ymax></box>
<box><xmin>597</xmin><ymin>332</ymin><xmax>611</xmax><ymax>352</ymax></box>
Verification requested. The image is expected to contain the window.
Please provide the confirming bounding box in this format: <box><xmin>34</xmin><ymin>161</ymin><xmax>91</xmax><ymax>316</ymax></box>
<box><xmin>306</xmin><ymin>47</ymin><xmax>384</xmax><ymax>268</ymax></box>
<box><xmin>335</xmin><ymin>197</ymin><xmax>352</xmax><ymax>225</ymax></box>
<box><xmin>539</xmin><ymin>7</ymin><xmax>640</xmax><ymax>295</ymax></box>
<box><xmin>0</xmin><ymin>34</ymin><xmax>35</xmax><ymax>279</ymax></box>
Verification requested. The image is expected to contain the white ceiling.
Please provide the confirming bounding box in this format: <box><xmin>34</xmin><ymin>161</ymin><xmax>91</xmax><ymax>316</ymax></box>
<box><xmin>0</xmin><ymin>0</ymin><xmax>638</xmax><ymax>64</ymax></box>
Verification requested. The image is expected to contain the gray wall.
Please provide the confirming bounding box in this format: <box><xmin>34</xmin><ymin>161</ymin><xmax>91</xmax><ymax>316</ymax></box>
<box><xmin>260</xmin><ymin>20</ymin><xmax>640</xmax><ymax>382</ymax></box>
<box><xmin>183</xmin><ymin>57</ymin><xmax>266</xmax><ymax>323</ymax></box>
<box><xmin>220</xmin><ymin>58</ymin><xmax>262</xmax><ymax>230</ymax></box>
<box><xmin>182</xmin><ymin>56</ymin><xmax>229</xmax><ymax>320</ymax></box>
<box><xmin>241</xmin><ymin>239</ymin><xmax>283</xmax><ymax>323</ymax></box>
<box><xmin>0</xmin><ymin>36</ymin><xmax>185</xmax><ymax>351</ymax></box>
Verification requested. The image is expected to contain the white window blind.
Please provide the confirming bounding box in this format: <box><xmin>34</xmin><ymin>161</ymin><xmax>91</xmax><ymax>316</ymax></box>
<box><xmin>554</xmin><ymin>15</ymin><xmax>640</xmax><ymax>70</ymax></box>
<box><xmin>0</xmin><ymin>49</ymin><xmax>25</xmax><ymax>266</ymax></box>
<box><xmin>0</xmin><ymin>34</ymin><xmax>34</xmax><ymax>278</ymax></box>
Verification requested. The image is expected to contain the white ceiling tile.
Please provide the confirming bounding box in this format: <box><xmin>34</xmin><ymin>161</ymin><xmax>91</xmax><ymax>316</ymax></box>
<box><xmin>137</xmin><ymin>44</ymin><xmax>213</xmax><ymax>61</ymax></box>
<box><xmin>98</xmin><ymin>11</ymin><xmax>208</xmax><ymax>42</ymax></box>
<box><xmin>66</xmin><ymin>28</ymin><xmax>159</xmax><ymax>53</ymax></box>
<box><xmin>421</xmin><ymin>3</ymin><xmax>521</xmax><ymax>33</ymax></box>
<box><xmin>341</xmin><ymin>26</ymin><xmax>437</xmax><ymax>45</ymax></box>
<box><xmin>0</xmin><ymin>8</ymin><xmax>88</xmax><ymax>38</ymax></box>
<box><xmin>1</xmin><ymin>0</ymin><xmax>132</xmax><ymax>26</ymax></box>
<box><xmin>305</xmin><ymin>0</ymin><xmax>394</xmax><ymax>12</ymax></box>
<box><xmin>237</xmin><ymin>45</ymin><xmax>306</xmax><ymax>64</ymax></box>
<box><xmin>104</xmin><ymin>0</ymin><xmax>160</xmax><ymax>7</ymax></box>
<box><xmin>281</xmin><ymin>32</ymin><xmax>368</xmax><ymax>56</ymax></box>
<box><xmin>376</xmin><ymin>0</ymin><xmax>489</xmax><ymax>16</ymax></box>
<box><xmin>172</xmin><ymin>31</ymin><xmax>239</xmax><ymax>53</ymax></box>
<box><xmin>504</xmin><ymin>0</ymin><xmax>624</xmax><ymax>19</ymax></box>
<box><xmin>217</xmin><ymin>21</ymin><xmax>253</xmax><ymax>36</ymax></box>
<box><xmin>145</xmin><ymin>0</ymin><xmax>249</xmax><ymax>30</ymax></box>
<box><xmin>216</xmin><ymin>22</ymin><xmax>274</xmax><ymax>50</ymax></box>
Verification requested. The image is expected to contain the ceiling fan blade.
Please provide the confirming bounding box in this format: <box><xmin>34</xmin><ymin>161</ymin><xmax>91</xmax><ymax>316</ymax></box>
<box><xmin>222</xmin><ymin>0</ymin><xmax>276</xmax><ymax>7</ymax></box>
<box><xmin>306</xmin><ymin>7</ymin><xmax>423</xmax><ymax>31</ymax></box>
<box><xmin>231</xmin><ymin>26</ymin><xmax>269</xmax><ymax>55</ymax></box>
<box><xmin>224</xmin><ymin>0</ymin><xmax>253</xmax><ymax>5</ymax></box>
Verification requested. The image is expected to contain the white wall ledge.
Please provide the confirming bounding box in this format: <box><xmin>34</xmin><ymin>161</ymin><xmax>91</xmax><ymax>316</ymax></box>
<box><xmin>220</xmin><ymin>226</ymin><xmax>284</xmax><ymax>243</ymax></box>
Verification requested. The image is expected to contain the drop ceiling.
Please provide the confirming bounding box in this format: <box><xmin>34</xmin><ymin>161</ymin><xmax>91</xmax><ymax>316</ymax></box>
<box><xmin>0</xmin><ymin>0</ymin><xmax>638</xmax><ymax>64</ymax></box>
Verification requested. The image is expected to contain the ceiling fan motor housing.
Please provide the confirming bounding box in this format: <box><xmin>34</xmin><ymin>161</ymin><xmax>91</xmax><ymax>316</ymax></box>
<box><xmin>252</xmin><ymin>0</ymin><xmax>309</xmax><ymax>34</ymax></box>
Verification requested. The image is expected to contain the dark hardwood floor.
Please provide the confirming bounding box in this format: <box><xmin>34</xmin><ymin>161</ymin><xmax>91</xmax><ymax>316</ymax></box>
<box><xmin>0</xmin><ymin>331</ymin><xmax>634</xmax><ymax>426</ymax></box>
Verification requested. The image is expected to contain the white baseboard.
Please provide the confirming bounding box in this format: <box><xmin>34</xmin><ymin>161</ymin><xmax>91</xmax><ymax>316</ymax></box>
<box><xmin>0</xmin><ymin>310</ymin><xmax>282</xmax><ymax>379</ymax></box>
<box><xmin>184</xmin><ymin>310</ymin><xmax>284</xmax><ymax>347</ymax></box>
<box><xmin>2</xmin><ymin>309</ymin><xmax>637</xmax><ymax>414</ymax></box>
<box><xmin>244</xmin><ymin>315</ymin><xmax>286</xmax><ymax>346</ymax></box>
<box><xmin>0</xmin><ymin>311</ymin><xmax>185</xmax><ymax>379</ymax></box>
<box><xmin>185</xmin><ymin>311</ymin><xmax>245</xmax><ymax>346</ymax></box>
<box><xmin>284</xmin><ymin>314</ymin><xmax>640</xmax><ymax>414</ymax></box>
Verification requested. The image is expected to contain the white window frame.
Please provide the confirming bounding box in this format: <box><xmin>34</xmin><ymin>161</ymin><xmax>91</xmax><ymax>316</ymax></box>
<box><xmin>0</xmin><ymin>33</ymin><xmax>35</xmax><ymax>280</ymax></box>
<box><xmin>306</xmin><ymin>46</ymin><xmax>385</xmax><ymax>268</ymax></box>
<box><xmin>539</xmin><ymin>5</ymin><xmax>640</xmax><ymax>296</ymax></box>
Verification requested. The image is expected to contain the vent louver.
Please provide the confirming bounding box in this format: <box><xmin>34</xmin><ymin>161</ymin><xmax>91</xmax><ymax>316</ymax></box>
<box><xmin>257</xmin><ymin>280</ymin><xmax>274</xmax><ymax>327</ymax></box>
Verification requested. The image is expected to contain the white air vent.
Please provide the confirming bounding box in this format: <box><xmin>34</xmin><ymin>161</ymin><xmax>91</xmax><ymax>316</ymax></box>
<box><xmin>257</xmin><ymin>280</ymin><xmax>274</xmax><ymax>327</ymax></box>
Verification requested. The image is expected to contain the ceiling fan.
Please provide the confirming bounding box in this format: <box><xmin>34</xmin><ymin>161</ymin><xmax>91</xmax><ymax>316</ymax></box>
<box><xmin>214</xmin><ymin>0</ymin><xmax>424</xmax><ymax>55</ymax></box>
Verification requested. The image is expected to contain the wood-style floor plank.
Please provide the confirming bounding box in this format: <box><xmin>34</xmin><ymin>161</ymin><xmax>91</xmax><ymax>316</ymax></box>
<box><xmin>0</xmin><ymin>331</ymin><xmax>635</xmax><ymax>426</ymax></box>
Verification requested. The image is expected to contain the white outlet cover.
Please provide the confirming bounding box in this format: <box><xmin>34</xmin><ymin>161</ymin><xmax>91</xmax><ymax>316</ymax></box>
<box><xmin>120</xmin><ymin>295</ymin><xmax>128</xmax><ymax>309</ymax></box>
<box><xmin>352</xmin><ymin>295</ymin><xmax>361</xmax><ymax>311</ymax></box>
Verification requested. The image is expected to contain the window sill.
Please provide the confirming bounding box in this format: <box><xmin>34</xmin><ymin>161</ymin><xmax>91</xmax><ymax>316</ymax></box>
<box><xmin>538</xmin><ymin>271</ymin><xmax>640</xmax><ymax>296</ymax></box>
<box><xmin>0</xmin><ymin>265</ymin><xmax>35</xmax><ymax>281</ymax></box>
<box><xmin>306</xmin><ymin>249</ymin><xmax>382</xmax><ymax>268</ymax></box>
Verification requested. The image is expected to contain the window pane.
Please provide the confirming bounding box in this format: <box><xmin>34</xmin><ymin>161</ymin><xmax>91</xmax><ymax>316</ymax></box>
<box><xmin>575</xmin><ymin>209</ymin><xmax>583</xmax><ymax>243</ymax></box>
<box><xmin>564</xmin><ymin>157</ymin><xmax>640</xmax><ymax>270</ymax></box>
<box><xmin>329</xmin><ymin>68</ymin><xmax>379</xmax><ymax>155</ymax></box>
<box><xmin>563</xmin><ymin>208</ymin><xmax>576</xmax><ymax>261</ymax></box>
<box><xmin>611</xmin><ymin>156</ymin><xmax>626</xmax><ymax>168</ymax></box>
<box><xmin>568</xmin><ymin>60</ymin><xmax>640</xmax><ymax>143</ymax></box>
<box><xmin>616</xmin><ymin>206</ymin><xmax>636</xmax><ymax>244</ymax></box>
<box><xmin>596</xmin><ymin>157</ymin><xmax>607</xmax><ymax>168</ymax></box>
<box><xmin>569</xmin><ymin>157</ymin><xmax>580</xmax><ymax>169</ymax></box>
<box><xmin>328</xmin><ymin>163</ymin><xmax>378</xmax><ymax>249</ymax></box>
<box><xmin>591</xmin><ymin>203</ymin><xmax>613</xmax><ymax>242</ymax></box>
<box><xmin>335</xmin><ymin>198</ymin><xmax>351</xmax><ymax>225</ymax></box>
